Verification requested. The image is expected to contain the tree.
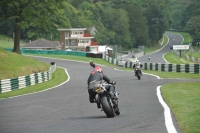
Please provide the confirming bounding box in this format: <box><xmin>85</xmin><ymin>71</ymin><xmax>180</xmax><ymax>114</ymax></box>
<box><xmin>78</xmin><ymin>2</ymin><xmax>113</xmax><ymax>45</ymax></box>
<box><xmin>143</xmin><ymin>0</ymin><xmax>170</xmax><ymax>44</ymax></box>
<box><xmin>181</xmin><ymin>0</ymin><xmax>200</xmax><ymax>28</ymax></box>
<box><xmin>102</xmin><ymin>7</ymin><xmax>131</xmax><ymax>47</ymax></box>
<box><xmin>169</xmin><ymin>0</ymin><xmax>189</xmax><ymax>29</ymax></box>
<box><xmin>0</xmin><ymin>0</ymin><xmax>66</xmax><ymax>54</ymax></box>
<box><xmin>125</xmin><ymin>2</ymin><xmax>149</xmax><ymax>47</ymax></box>
<box><xmin>185</xmin><ymin>16</ymin><xmax>200</xmax><ymax>45</ymax></box>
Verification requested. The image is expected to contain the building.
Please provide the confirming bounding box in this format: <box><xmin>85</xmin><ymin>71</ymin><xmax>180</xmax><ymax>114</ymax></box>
<box><xmin>57</xmin><ymin>28</ymin><xmax>98</xmax><ymax>52</ymax></box>
<box><xmin>21</xmin><ymin>38</ymin><xmax>61</xmax><ymax>50</ymax></box>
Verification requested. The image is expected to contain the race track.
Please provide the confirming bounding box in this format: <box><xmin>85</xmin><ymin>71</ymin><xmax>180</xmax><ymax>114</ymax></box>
<box><xmin>0</xmin><ymin>33</ymin><xmax>197</xmax><ymax>133</ymax></box>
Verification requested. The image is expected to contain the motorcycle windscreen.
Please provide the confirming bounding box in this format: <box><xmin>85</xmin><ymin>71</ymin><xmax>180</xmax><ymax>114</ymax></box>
<box><xmin>88</xmin><ymin>80</ymin><xmax>102</xmax><ymax>89</ymax></box>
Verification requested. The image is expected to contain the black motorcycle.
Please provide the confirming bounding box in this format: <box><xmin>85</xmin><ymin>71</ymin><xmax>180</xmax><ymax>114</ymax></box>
<box><xmin>93</xmin><ymin>81</ymin><xmax>120</xmax><ymax>118</ymax></box>
<box><xmin>135</xmin><ymin>66</ymin><xmax>142</xmax><ymax>80</ymax></box>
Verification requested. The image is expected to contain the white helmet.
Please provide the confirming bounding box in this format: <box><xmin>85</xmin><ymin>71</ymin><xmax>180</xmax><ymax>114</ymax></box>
<box><xmin>136</xmin><ymin>60</ymin><xmax>139</xmax><ymax>62</ymax></box>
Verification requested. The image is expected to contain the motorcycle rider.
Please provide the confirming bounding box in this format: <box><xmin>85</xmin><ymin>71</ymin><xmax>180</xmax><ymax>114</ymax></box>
<box><xmin>133</xmin><ymin>59</ymin><xmax>143</xmax><ymax>76</ymax></box>
<box><xmin>89</xmin><ymin>60</ymin><xmax>95</xmax><ymax>68</ymax></box>
<box><xmin>87</xmin><ymin>66</ymin><xmax>117</xmax><ymax>104</ymax></box>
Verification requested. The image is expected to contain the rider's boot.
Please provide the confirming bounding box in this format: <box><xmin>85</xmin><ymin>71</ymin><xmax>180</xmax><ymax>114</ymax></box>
<box><xmin>96</xmin><ymin>101</ymin><xmax>101</xmax><ymax>108</ymax></box>
<box><xmin>89</xmin><ymin>98</ymin><xmax>95</xmax><ymax>103</ymax></box>
<box><xmin>89</xmin><ymin>96</ymin><xmax>96</xmax><ymax>103</ymax></box>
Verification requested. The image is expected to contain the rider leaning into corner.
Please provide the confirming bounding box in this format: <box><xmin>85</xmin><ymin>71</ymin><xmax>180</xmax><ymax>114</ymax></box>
<box><xmin>89</xmin><ymin>60</ymin><xmax>94</xmax><ymax>66</ymax></box>
<box><xmin>133</xmin><ymin>59</ymin><xmax>143</xmax><ymax>76</ymax></box>
<box><xmin>87</xmin><ymin>66</ymin><xmax>117</xmax><ymax>103</ymax></box>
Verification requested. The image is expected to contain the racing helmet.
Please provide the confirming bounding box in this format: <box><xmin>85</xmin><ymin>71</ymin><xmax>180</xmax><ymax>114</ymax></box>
<box><xmin>94</xmin><ymin>66</ymin><xmax>103</xmax><ymax>73</ymax></box>
<box><xmin>136</xmin><ymin>59</ymin><xmax>139</xmax><ymax>62</ymax></box>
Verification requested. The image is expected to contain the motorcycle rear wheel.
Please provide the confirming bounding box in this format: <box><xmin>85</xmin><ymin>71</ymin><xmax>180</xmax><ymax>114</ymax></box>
<box><xmin>101</xmin><ymin>96</ymin><xmax>115</xmax><ymax>118</ymax></box>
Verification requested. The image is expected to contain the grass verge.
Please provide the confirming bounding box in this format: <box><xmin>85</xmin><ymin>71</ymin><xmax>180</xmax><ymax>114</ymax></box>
<box><xmin>0</xmin><ymin>34</ymin><xmax>26</xmax><ymax>48</ymax></box>
<box><xmin>161</xmin><ymin>82</ymin><xmax>200</xmax><ymax>133</ymax></box>
<box><xmin>164</xmin><ymin>52</ymin><xmax>195</xmax><ymax>64</ymax></box>
<box><xmin>0</xmin><ymin>47</ymin><xmax>50</xmax><ymax>80</ymax></box>
<box><xmin>0</xmin><ymin>67</ymin><xmax>68</xmax><ymax>99</ymax></box>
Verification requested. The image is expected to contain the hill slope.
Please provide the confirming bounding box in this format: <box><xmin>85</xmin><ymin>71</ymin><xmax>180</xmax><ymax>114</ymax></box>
<box><xmin>0</xmin><ymin>47</ymin><xmax>50</xmax><ymax>80</ymax></box>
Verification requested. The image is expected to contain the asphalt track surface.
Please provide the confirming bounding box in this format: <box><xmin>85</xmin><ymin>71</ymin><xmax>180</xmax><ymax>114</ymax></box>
<box><xmin>0</xmin><ymin>33</ymin><xmax>198</xmax><ymax>133</ymax></box>
<box><xmin>138</xmin><ymin>32</ymin><xmax>184</xmax><ymax>63</ymax></box>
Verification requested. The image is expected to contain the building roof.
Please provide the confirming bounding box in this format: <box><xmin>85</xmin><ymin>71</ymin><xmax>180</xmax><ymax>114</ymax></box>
<box><xmin>67</xmin><ymin>37</ymin><xmax>94</xmax><ymax>39</ymax></box>
<box><xmin>57</xmin><ymin>28</ymin><xmax>87</xmax><ymax>31</ymax></box>
<box><xmin>21</xmin><ymin>38</ymin><xmax>61</xmax><ymax>48</ymax></box>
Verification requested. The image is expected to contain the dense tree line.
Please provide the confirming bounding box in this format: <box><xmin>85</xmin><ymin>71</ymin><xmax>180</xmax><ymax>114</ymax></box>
<box><xmin>0</xmin><ymin>0</ymin><xmax>171</xmax><ymax>53</ymax></box>
<box><xmin>170</xmin><ymin>0</ymin><xmax>200</xmax><ymax>45</ymax></box>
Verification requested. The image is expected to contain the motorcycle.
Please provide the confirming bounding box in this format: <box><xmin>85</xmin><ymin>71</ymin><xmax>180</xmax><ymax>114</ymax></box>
<box><xmin>93</xmin><ymin>81</ymin><xmax>120</xmax><ymax>118</ymax></box>
<box><xmin>135</xmin><ymin>66</ymin><xmax>142</xmax><ymax>80</ymax></box>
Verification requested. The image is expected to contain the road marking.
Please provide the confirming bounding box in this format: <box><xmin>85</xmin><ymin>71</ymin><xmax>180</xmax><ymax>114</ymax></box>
<box><xmin>157</xmin><ymin>86</ymin><xmax>178</xmax><ymax>133</ymax></box>
<box><xmin>114</xmin><ymin>68</ymin><xmax>178</xmax><ymax>133</ymax></box>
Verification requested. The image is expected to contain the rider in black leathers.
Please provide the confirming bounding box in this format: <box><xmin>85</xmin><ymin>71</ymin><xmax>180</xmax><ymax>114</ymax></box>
<box><xmin>87</xmin><ymin>66</ymin><xmax>116</xmax><ymax>103</ymax></box>
<box><xmin>89</xmin><ymin>60</ymin><xmax>95</xmax><ymax>68</ymax></box>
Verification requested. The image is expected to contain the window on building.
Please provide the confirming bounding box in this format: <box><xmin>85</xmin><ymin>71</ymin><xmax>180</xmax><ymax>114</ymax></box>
<box><xmin>65</xmin><ymin>32</ymin><xmax>69</xmax><ymax>37</ymax></box>
<box><xmin>72</xmin><ymin>31</ymin><xmax>83</xmax><ymax>35</ymax></box>
<box><xmin>71</xmin><ymin>40</ymin><xmax>77</xmax><ymax>45</ymax></box>
<box><xmin>79</xmin><ymin>39</ymin><xmax>89</xmax><ymax>43</ymax></box>
<box><xmin>65</xmin><ymin>40</ymin><xmax>69</xmax><ymax>45</ymax></box>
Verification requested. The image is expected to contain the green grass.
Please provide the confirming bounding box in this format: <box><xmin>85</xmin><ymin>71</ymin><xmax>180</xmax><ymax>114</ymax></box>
<box><xmin>0</xmin><ymin>67</ymin><xmax>68</xmax><ymax>99</ymax></box>
<box><xmin>0</xmin><ymin>47</ymin><xmax>50</xmax><ymax>80</ymax></box>
<box><xmin>164</xmin><ymin>52</ymin><xmax>195</xmax><ymax>64</ymax></box>
<box><xmin>161</xmin><ymin>82</ymin><xmax>200</xmax><ymax>133</ymax></box>
<box><xmin>188</xmin><ymin>52</ymin><xmax>200</xmax><ymax>58</ymax></box>
<box><xmin>0</xmin><ymin>34</ymin><xmax>26</xmax><ymax>48</ymax></box>
<box><xmin>184</xmin><ymin>47</ymin><xmax>200</xmax><ymax>58</ymax></box>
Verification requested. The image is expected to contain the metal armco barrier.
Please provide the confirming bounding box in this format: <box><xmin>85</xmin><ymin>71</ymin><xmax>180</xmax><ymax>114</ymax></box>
<box><xmin>0</xmin><ymin>64</ymin><xmax>56</xmax><ymax>93</ymax></box>
<box><xmin>141</xmin><ymin>63</ymin><xmax>200</xmax><ymax>74</ymax></box>
<box><xmin>103</xmin><ymin>54</ymin><xmax>200</xmax><ymax>74</ymax></box>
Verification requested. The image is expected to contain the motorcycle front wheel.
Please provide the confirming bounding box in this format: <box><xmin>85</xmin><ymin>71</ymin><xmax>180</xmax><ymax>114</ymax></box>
<box><xmin>136</xmin><ymin>71</ymin><xmax>141</xmax><ymax>80</ymax></box>
<box><xmin>101</xmin><ymin>96</ymin><xmax>115</xmax><ymax>118</ymax></box>
<box><xmin>137</xmin><ymin>74</ymin><xmax>141</xmax><ymax>80</ymax></box>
